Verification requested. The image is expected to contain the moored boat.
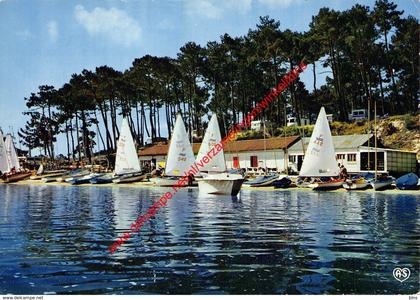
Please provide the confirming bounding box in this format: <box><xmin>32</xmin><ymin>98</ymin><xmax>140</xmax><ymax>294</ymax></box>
<box><xmin>107</xmin><ymin>117</ymin><xmax>144</xmax><ymax>184</ymax></box>
<box><xmin>68</xmin><ymin>173</ymin><xmax>103</xmax><ymax>185</ymax></box>
<box><xmin>395</xmin><ymin>173</ymin><xmax>419</xmax><ymax>190</ymax></box>
<box><xmin>89</xmin><ymin>173</ymin><xmax>115</xmax><ymax>184</ymax></box>
<box><xmin>298</xmin><ymin>107</ymin><xmax>341</xmax><ymax>191</ymax></box>
<box><xmin>244</xmin><ymin>174</ymin><xmax>278</xmax><ymax>187</ymax></box>
<box><xmin>113</xmin><ymin>172</ymin><xmax>147</xmax><ymax>184</ymax></box>
<box><xmin>371</xmin><ymin>175</ymin><xmax>394</xmax><ymax>191</ymax></box>
<box><xmin>343</xmin><ymin>177</ymin><xmax>370</xmax><ymax>190</ymax></box>
<box><xmin>272</xmin><ymin>176</ymin><xmax>292</xmax><ymax>189</ymax></box>
<box><xmin>196</xmin><ymin>114</ymin><xmax>244</xmax><ymax>196</ymax></box>
<box><xmin>197</xmin><ymin>172</ymin><xmax>244</xmax><ymax>196</ymax></box>
<box><xmin>151</xmin><ymin>114</ymin><xmax>196</xmax><ymax>187</ymax></box>
<box><xmin>309</xmin><ymin>177</ymin><xmax>344</xmax><ymax>190</ymax></box>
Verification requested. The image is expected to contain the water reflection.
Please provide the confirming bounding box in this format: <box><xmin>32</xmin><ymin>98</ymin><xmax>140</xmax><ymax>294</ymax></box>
<box><xmin>0</xmin><ymin>184</ymin><xmax>418</xmax><ymax>295</ymax></box>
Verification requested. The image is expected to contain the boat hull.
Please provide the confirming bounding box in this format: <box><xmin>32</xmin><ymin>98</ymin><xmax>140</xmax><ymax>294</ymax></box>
<box><xmin>90</xmin><ymin>175</ymin><xmax>114</xmax><ymax>184</ymax></box>
<box><xmin>371</xmin><ymin>179</ymin><xmax>393</xmax><ymax>191</ymax></box>
<box><xmin>197</xmin><ymin>174</ymin><xmax>244</xmax><ymax>196</ymax></box>
<box><xmin>244</xmin><ymin>175</ymin><xmax>278</xmax><ymax>187</ymax></box>
<box><xmin>112</xmin><ymin>173</ymin><xmax>146</xmax><ymax>184</ymax></box>
<box><xmin>150</xmin><ymin>177</ymin><xmax>182</xmax><ymax>187</ymax></box>
<box><xmin>310</xmin><ymin>180</ymin><xmax>344</xmax><ymax>190</ymax></box>
<box><xmin>273</xmin><ymin>177</ymin><xmax>292</xmax><ymax>189</ymax></box>
<box><xmin>3</xmin><ymin>171</ymin><xmax>32</xmax><ymax>183</ymax></box>
<box><xmin>343</xmin><ymin>180</ymin><xmax>369</xmax><ymax>190</ymax></box>
<box><xmin>395</xmin><ymin>173</ymin><xmax>419</xmax><ymax>190</ymax></box>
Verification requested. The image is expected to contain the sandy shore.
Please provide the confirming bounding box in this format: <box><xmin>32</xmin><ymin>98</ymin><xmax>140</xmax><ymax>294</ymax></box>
<box><xmin>2</xmin><ymin>179</ymin><xmax>419</xmax><ymax>195</ymax></box>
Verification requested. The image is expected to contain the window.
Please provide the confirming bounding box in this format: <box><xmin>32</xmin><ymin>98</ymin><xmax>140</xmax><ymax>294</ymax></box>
<box><xmin>289</xmin><ymin>155</ymin><xmax>296</xmax><ymax>163</ymax></box>
<box><xmin>347</xmin><ymin>153</ymin><xmax>356</xmax><ymax>162</ymax></box>
<box><xmin>250</xmin><ymin>156</ymin><xmax>258</xmax><ymax>168</ymax></box>
<box><xmin>336</xmin><ymin>154</ymin><xmax>346</xmax><ymax>160</ymax></box>
<box><xmin>233</xmin><ymin>156</ymin><xmax>240</xmax><ymax>168</ymax></box>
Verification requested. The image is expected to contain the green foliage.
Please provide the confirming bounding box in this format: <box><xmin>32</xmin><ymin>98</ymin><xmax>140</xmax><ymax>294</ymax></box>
<box><xmin>19</xmin><ymin>1</ymin><xmax>418</xmax><ymax>158</ymax></box>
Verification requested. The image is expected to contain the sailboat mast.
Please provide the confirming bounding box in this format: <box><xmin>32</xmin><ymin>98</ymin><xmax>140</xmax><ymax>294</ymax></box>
<box><xmin>374</xmin><ymin>99</ymin><xmax>378</xmax><ymax>180</ymax></box>
<box><xmin>263</xmin><ymin>118</ymin><xmax>267</xmax><ymax>174</ymax></box>
<box><xmin>367</xmin><ymin>96</ymin><xmax>371</xmax><ymax>171</ymax></box>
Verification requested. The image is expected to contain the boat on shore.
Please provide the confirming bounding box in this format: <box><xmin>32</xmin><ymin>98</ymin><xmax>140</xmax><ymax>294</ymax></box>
<box><xmin>395</xmin><ymin>173</ymin><xmax>419</xmax><ymax>190</ymax></box>
<box><xmin>371</xmin><ymin>175</ymin><xmax>394</xmax><ymax>191</ymax></box>
<box><xmin>89</xmin><ymin>173</ymin><xmax>114</xmax><ymax>184</ymax></box>
<box><xmin>244</xmin><ymin>174</ymin><xmax>278</xmax><ymax>187</ymax></box>
<box><xmin>150</xmin><ymin>114</ymin><xmax>196</xmax><ymax>187</ymax></box>
<box><xmin>343</xmin><ymin>176</ymin><xmax>370</xmax><ymax>190</ymax></box>
<box><xmin>298</xmin><ymin>107</ymin><xmax>342</xmax><ymax>190</ymax></box>
<box><xmin>196</xmin><ymin>114</ymin><xmax>244</xmax><ymax>196</ymax></box>
<box><xmin>273</xmin><ymin>176</ymin><xmax>292</xmax><ymax>189</ymax></box>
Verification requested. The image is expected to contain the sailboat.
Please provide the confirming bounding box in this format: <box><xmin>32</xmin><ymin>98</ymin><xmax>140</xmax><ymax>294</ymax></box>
<box><xmin>196</xmin><ymin>114</ymin><xmax>244</xmax><ymax>196</ymax></box>
<box><xmin>1</xmin><ymin>133</ymin><xmax>31</xmax><ymax>183</ymax></box>
<box><xmin>299</xmin><ymin>107</ymin><xmax>342</xmax><ymax>190</ymax></box>
<box><xmin>109</xmin><ymin>118</ymin><xmax>144</xmax><ymax>183</ymax></box>
<box><xmin>150</xmin><ymin>114</ymin><xmax>196</xmax><ymax>187</ymax></box>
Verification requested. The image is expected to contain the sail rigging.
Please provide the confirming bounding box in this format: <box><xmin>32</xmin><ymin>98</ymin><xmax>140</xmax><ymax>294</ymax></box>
<box><xmin>114</xmin><ymin>118</ymin><xmax>141</xmax><ymax>175</ymax></box>
<box><xmin>299</xmin><ymin>107</ymin><xmax>339</xmax><ymax>177</ymax></box>
<box><xmin>165</xmin><ymin>114</ymin><xmax>195</xmax><ymax>176</ymax></box>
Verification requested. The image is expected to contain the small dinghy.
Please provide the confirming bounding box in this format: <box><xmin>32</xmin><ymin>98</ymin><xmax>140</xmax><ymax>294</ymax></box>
<box><xmin>110</xmin><ymin>118</ymin><xmax>144</xmax><ymax>184</ymax></box>
<box><xmin>196</xmin><ymin>115</ymin><xmax>244</xmax><ymax>196</ymax></box>
<box><xmin>309</xmin><ymin>177</ymin><xmax>344</xmax><ymax>190</ymax></box>
<box><xmin>371</xmin><ymin>175</ymin><xmax>394</xmax><ymax>191</ymax></box>
<box><xmin>343</xmin><ymin>176</ymin><xmax>370</xmax><ymax>190</ymax></box>
<box><xmin>150</xmin><ymin>114</ymin><xmax>196</xmax><ymax>187</ymax></box>
<box><xmin>298</xmin><ymin>107</ymin><xmax>341</xmax><ymax>191</ymax></box>
<box><xmin>395</xmin><ymin>173</ymin><xmax>419</xmax><ymax>190</ymax></box>
<box><xmin>68</xmin><ymin>173</ymin><xmax>103</xmax><ymax>185</ymax></box>
<box><xmin>273</xmin><ymin>176</ymin><xmax>292</xmax><ymax>189</ymax></box>
<box><xmin>244</xmin><ymin>174</ymin><xmax>278</xmax><ymax>187</ymax></box>
<box><xmin>89</xmin><ymin>173</ymin><xmax>114</xmax><ymax>184</ymax></box>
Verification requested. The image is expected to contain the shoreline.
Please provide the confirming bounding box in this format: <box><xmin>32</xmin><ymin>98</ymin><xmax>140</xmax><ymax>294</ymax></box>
<box><xmin>2</xmin><ymin>180</ymin><xmax>419</xmax><ymax>195</ymax></box>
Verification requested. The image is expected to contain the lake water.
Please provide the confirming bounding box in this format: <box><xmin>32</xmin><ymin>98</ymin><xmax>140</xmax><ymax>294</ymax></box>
<box><xmin>0</xmin><ymin>184</ymin><xmax>418</xmax><ymax>295</ymax></box>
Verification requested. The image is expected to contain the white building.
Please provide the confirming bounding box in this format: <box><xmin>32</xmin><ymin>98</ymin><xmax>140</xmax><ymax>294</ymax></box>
<box><xmin>138</xmin><ymin>136</ymin><xmax>300</xmax><ymax>175</ymax></box>
<box><xmin>288</xmin><ymin>134</ymin><xmax>418</xmax><ymax>176</ymax></box>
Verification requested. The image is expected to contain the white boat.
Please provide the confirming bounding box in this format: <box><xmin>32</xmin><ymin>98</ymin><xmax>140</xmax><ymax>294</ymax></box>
<box><xmin>196</xmin><ymin>114</ymin><xmax>244</xmax><ymax>196</ymax></box>
<box><xmin>343</xmin><ymin>177</ymin><xmax>370</xmax><ymax>190</ymax></box>
<box><xmin>151</xmin><ymin>114</ymin><xmax>196</xmax><ymax>186</ymax></box>
<box><xmin>299</xmin><ymin>107</ymin><xmax>342</xmax><ymax>190</ymax></box>
<box><xmin>112</xmin><ymin>118</ymin><xmax>143</xmax><ymax>184</ymax></box>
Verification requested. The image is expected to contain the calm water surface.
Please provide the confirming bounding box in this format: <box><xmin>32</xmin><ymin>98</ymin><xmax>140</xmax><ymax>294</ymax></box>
<box><xmin>0</xmin><ymin>184</ymin><xmax>419</xmax><ymax>295</ymax></box>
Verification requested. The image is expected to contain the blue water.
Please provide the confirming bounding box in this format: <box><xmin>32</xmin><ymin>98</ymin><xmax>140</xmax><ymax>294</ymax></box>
<box><xmin>0</xmin><ymin>184</ymin><xmax>419</xmax><ymax>295</ymax></box>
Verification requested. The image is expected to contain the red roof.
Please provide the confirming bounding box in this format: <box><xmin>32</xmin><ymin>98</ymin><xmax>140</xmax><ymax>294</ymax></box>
<box><xmin>138</xmin><ymin>136</ymin><xmax>299</xmax><ymax>156</ymax></box>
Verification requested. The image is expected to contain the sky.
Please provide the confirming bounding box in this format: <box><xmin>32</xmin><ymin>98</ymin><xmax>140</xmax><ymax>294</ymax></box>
<box><xmin>0</xmin><ymin>0</ymin><xmax>418</xmax><ymax>155</ymax></box>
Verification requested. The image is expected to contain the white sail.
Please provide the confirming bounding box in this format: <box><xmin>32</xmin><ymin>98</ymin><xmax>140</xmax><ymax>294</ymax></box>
<box><xmin>165</xmin><ymin>114</ymin><xmax>195</xmax><ymax>176</ymax></box>
<box><xmin>196</xmin><ymin>114</ymin><xmax>226</xmax><ymax>172</ymax></box>
<box><xmin>114</xmin><ymin>118</ymin><xmax>141</xmax><ymax>175</ymax></box>
<box><xmin>299</xmin><ymin>107</ymin><xmax>339</xmax><ymax>177</ymax></box>
<box><xmin>5</xmin><ymin>134</ymin><xmax>20</xmax><ymax>170</ymax></box>
<box><xmin>0</xmin><ymin>131</ymin><xmax>10</xmax><ymax>173</ymax></box>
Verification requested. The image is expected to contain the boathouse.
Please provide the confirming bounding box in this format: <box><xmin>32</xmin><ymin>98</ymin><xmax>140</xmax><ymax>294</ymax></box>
<box><xmin>287</xmin><ymin>134</ymin><xmax>418</xmax><ymax>176</ymax></box>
